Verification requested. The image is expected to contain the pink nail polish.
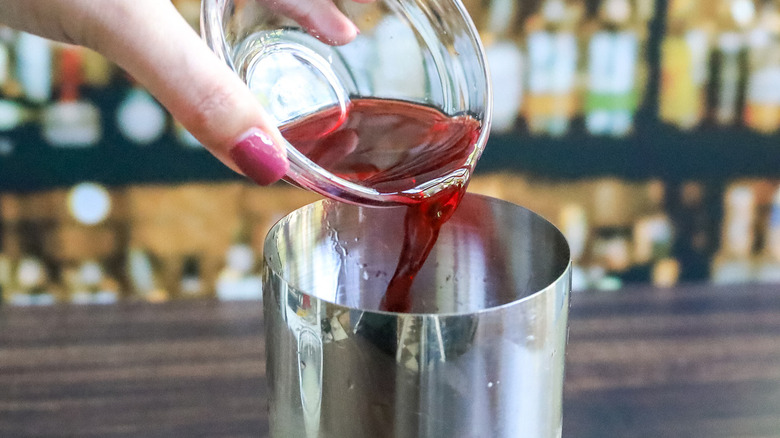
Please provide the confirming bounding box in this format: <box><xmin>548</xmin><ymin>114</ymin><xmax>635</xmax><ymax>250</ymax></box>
<box><xmin>230</xmin><ymin>128</ymin><xmax>288</xmax><ymax>186</ymax></box>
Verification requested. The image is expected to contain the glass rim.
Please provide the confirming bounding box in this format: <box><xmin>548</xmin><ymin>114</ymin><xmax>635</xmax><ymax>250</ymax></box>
<box><xmin>262</xmin><ymin>193</ymin><xmax>572</xmax><ymax>317</ymax></box>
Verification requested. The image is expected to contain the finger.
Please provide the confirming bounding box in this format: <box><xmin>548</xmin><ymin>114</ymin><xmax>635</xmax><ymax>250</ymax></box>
<box><xmin>258</xmin><ymin>0</ymin><xmax>359</xmax><ymax>45</ymax></box>
<box><xmin>21</xmin><ymin>0</ymin><xmax>290</xmax><ymax>186</ymax></box>
<box><xmin>0</xmin><ymin>0</ymin><xmax>289</xmax><ymax>186</ymax></box>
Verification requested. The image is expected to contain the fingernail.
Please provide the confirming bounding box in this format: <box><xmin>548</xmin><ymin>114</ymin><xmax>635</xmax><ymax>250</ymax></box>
<box><xmin>230</xmin><ymin>128</ymin><xmax>288</xmax><ymax>186</ymax></box>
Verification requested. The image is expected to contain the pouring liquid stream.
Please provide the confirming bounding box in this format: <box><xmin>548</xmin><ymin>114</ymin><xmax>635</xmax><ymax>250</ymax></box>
<box><xmin>280</xmin><ymin>97</ymin><xmax>482</xmax><ymax>312</ymax></box>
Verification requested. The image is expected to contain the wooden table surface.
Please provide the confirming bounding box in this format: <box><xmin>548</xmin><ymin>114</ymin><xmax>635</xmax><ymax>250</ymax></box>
<box><xmin>1</xmin><ymin>284</ymin><xmax>779</xmax><ymax>437</ymax></box>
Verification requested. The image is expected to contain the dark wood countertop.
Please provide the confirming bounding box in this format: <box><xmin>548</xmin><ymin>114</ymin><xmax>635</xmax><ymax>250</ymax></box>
<box><xmin>2</xmin><ymin>284</ymin><xmax>779</xmax><ymax>437</ymax></box>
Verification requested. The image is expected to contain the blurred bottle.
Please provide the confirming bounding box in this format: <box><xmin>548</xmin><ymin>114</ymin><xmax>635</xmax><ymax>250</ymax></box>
<box><xmin>632</xmin><ymin>181</ymin><xmax>678</xmax><ymax>287</ymax></box>
<box><xmin>117</xmin><ymin>79</ymin><xmax>167</xmax><ymax>145</ymax></box>
<box><xmin>756</xmin><ymin>185</ymin><xmax>780</xmax><ymax>282</ymax></box>
<box><xmin>712</xmin><ymin>0</ymin><xmax>755</xmax><ymax>126</ymax></box>
<box><xmin>179</xmin><ymin>255</ymin><xmax>206</xmax><ymax>298</ymax></box>
<box><xmin>42</xmin><ymin>45</ymin><xmax>101</xmax><ymax>148</ymax></box>
<box><xmin>672</xmin><ymin>181</ymin><xmax>715</xmax><ymax>281</ymax></box>
<box><xmin>585</xmin><ymin>0</ymin><xmax>640</xmax><ymax>137</ymax></box>
<box><xmin>744</xmin><ymin>2</ymin><xmax>780</xmax><ymax>134</ymax></box>
<box><xmin>0</xmin><ymin>36</ymin><xmax>8</xmax><ymax>92</ymax></box>
<box><xmin>559</xmin><ymin>203</ymin><xmax>589</xmax><ymax>291</ymax></box>
<box><xmin>481</xmin><ymin>0</ymin><xmax>524</xmax><ymax>134</ymax></box>
<box><xmin>0</xmin><ymin>253</ymin><xmax>10</xmax><ymax>304</ymax></box>
<box><xmin>216</xmin><ymin>243</ymin><xmax>262</xmax><ymax>301</ymax></box>
<box><xmin>0</xmin><ymin>99</ymin><xmax>35</xmax><ymax>132</ymax></box>
<box><xmin>9</xmin><ymin>255</ymin><xmax>55</xmax><ymax>306</ymax></box>
<box><xmin>525</xmin><ymin>0</ymin><xmax>579</xmax><ymax>137</ymax></box>
<box><xmin>69</xmin><ymin>260</ymin><xmax>119</xmax><ymax>304</ymax></box>
<box><xmin>660</xmin><ymin>0</ymin><xmax>711</xmax><ymax>130</ymax></box>
<box><xmin>126</xmin><ymin>247</ymin><xmax>169</xmax><ymax>302</ymax></box>
<box><xmin>712</xmin><ymin>184</ymin><xmax>757</xmax><ymax>283</ymax></box>
<box><xmin>589</xmin><ymin>179</ymin><xmax>633</xmax><ymax>290</ymax></box>
<box><xmin>81</xmin><ymin>48</ymin><xmax>114</xmax><ymax>88</ymax></box>
<box><xmin>15</xmin><ymin>32</ymin><xmax>52</xmax><ymax>104</ymax></box>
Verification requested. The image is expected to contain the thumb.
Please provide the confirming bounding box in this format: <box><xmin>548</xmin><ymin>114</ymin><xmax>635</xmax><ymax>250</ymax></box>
<box><xmin>105</xmin><ymin>1</ymin><xmax>289</xmax><ymax>185</ymax></box>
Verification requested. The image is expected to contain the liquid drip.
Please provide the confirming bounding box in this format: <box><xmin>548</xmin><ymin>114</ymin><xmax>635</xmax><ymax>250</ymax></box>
<box><xmin>280</xmin><ymin>98</ymin><xmax>481</xmax><ymax>312</ymax></box>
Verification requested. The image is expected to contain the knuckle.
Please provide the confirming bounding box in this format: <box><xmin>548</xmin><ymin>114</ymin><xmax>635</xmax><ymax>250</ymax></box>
<box><xmin>182</xmin><ymin>80</ymin><xmax>244</xmax><ymax>139</ymax></box>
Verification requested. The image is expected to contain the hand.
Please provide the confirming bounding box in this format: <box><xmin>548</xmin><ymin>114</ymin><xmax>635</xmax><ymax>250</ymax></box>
<box><xmin>0</xmin><ymin>0</ymin><xmax>362</xmax><ymax>185</ymax></box>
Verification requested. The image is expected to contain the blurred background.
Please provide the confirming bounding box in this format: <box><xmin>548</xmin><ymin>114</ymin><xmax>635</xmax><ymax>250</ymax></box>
<box><xmin>0</xmin><ymin>0</ymin><xmax>777</xmax><ymax>306</ymax></box>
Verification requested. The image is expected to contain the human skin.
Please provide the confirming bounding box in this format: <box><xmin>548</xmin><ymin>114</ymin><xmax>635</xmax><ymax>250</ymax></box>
<box><xmin>0</xmin><ymin>0</ymin><xmax>365</xmax><ymax>185</ymax></box>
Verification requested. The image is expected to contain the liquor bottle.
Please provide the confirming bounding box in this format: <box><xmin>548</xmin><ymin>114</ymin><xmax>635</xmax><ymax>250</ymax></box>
<box><xmin>524</xmin><ymin>0</ymin><xmax>579</xmax><ymax>137</ymax></box>
<box><xmin>0</xmin><ymin>38</ymin><xmax>8</xmax><ymax>91</ymax></box>
<box><xmin>712</xmin><ymin>184</ymin><xmax>757</xmax><ymax>283</ymax></box>
<box><xmin>0</xmin><ymin>136</ymin><xmax>12</xmax><ymax>156</ymax></box>
<box><xmin>216</xmin><ymin>243</ymin><xmax>262</xmax><ymax>301</ymax></box>
<box><xmin>756</xmin><ymin>185</ymin><xmax>780</xmax><ymax>282</ymax></box>
<box><xmin>672</xmin><ymin>181</ymin><xmax>715</xmax><ymax>281</ymax></box>
<box><xmin>632</xmin><ymin>181</ymin><xmax>678</xmax><ymax>286</ymax></box>
<box><xmin>70</xmin><ymin>260</ymin><xmax>119</xmax><ymax>304</ymax></box>
<box><xmin>660</xmin><ymin>0</ymin><xmax>710</xmax><ymax>130</ymax></box>
<box><xmin>42</xmin><ymin>45</ymin><xmax>101</xmax><ymax>148</ymax></box>
<box><xmin>10</xmin><ymin>256</ymin><xmax>55</xmax><ymax>306</ymax></box>
<box><xmin>744</xmin><ymin>2</ymin><xmax>780</xmax><ymax>134</ymax></box>
<box><xmin>15</xmin><ymin>32</ymin><xmax>52</xmax><ymax>104</ymax></box>
<box><xmin>558</xmin><ymin>203</ymin><xmax>589</xmax><ymax>291</ymax></box>
<box><xmin>0</xmin><ymin>253</ymin><xmax>10</xmax><ymax>304</ymax></box>
<box><xmin>179</xmin><ymin>255</ymin><xmax>205</xmax><ymax>298</ymax></box>
<box><xmin>126</xmin><ymin>247</ymin><xmax>169</xmax><ymax>302</ymax></box>
<box><xmin>81</xmin><ymin>48</ymin><xmax>114</xmax><ymax>88</ymax></box>
<box><xmin>0</xmin><ymin>99</ymin><xmax>35</xmax><ymax>132</ymax></box>
<box><xmin>585</xmin><ymin>0</ymin><xmax>640</xmax><ymax>137</ymax></box>
<box><xmin>481</xmin><ymin>0</ymin><xmax>524</xmax><ymax>133</ymax></box>
<box><xmin>116</xmin><ymin>80</ymin><xmax>167</xmax><ymax>145</ymax></box>
<box><xmin>713</xmin><ymin>0</ymin><xmax>755</xmax><ymax>126</ymax></box>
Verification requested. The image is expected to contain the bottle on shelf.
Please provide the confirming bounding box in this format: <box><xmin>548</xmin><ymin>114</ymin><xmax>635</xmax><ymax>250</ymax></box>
<box><xmin>0</xmin><ymin>253</ymin><xmax>10</xmax><ymax>304</ymax></box>
<box><xmin>116</xmin><ymin>78</ymin><xmax>167</xmax><ymax>145</ymax></box>
<box><xmin>712</xmin><ymin>184</ymin><xmax>758</xmax><ymax>283</ymax></box>
<box><xmin>588</xmin><ymin>179</ymin><xmax>633</xmax><ymax>290</ymax></box>
<box><xmin>660</xmin><ymin>0</ymin><xmax>711</xmax><ymax>130</ymax></box>
<box><xmin>69</xmin><ymin>259</ymin><xmax>119</xmax><ymax>304</ymax></box>
<box><xmin>0</xmin><ymin>99</ymin><xmax>36</xmax><ymax>132</ymax></box>
<box><xmin>42</xmin><ymin>45</ymin><xmax>101</xmax><ymax>148</ymax></box>
<box><xmin>81</xmin><ymin>48</ymin><xmax>114</xmax><ymax>89</ymax></box>
<box><xmin>558</xmin><ymin>203</ymin><xmax>589</xmax><ymax>291</ymax></box>
<box><xmin>672</xmin><ymin>181</ymin><xmax>715</xmax><ymax>281</ymax></box>
<box><xmin>756</xmin><ymin>184</ymin><xmax>780</xmax><ymax>282</ymax></box>
<box><xmin>14</xmin><ymin>32</ymin><xmax>52</xmax><ymax>104</ymax></box>
<box><xmin>216</xmin><ymin>243</ymin><xmax>262</xmax><ymax>301</ymax></box>
<box><xmin>216</xmin><ymin>223</ymin><xmax>262</xmax><ymax>301</ymax></box>
<box><xmin>712</xmin><ymin>0</ymin><xmax>755</xmax><ymax>126</ymax></box>
<box><xmin>179</xmin><ymin>255</ymin><xmax>206</xmax><ymax>298</ymax></box>
<box><xmin>480</xmin><ymin>0</ymin><xmax>524</xmax><ymax>134</ymax></box>
<box><xmin>0</xmin><ymin>36</ymin><xmax>9</xmax><ymax>92</ymax></box>
<box><xmin>631</xmin><ymin>180</ymin><xmax>678</xmax><ymax>287</ymax></box>
<box><xmin>743</xmin><ymin>1</ymin><xmax>780</xmax><ymax>134</ymax></box>
<box><xmin>9</xmin><ymin>255</ymin><xmax>55</xmax><ymax>306</ymax></box>
<box><xmin>585</xmin><ymin>0</ymin><xmax>640</xmax><ymax>137</ymax></box>
<box><xmin>524</xmin><ymin>0</ymin><xmax>580</xmax><ymax>137</ymax></box>
<box><xmin>126</xmin><ymin>246</ymin><xmax>169</xmax><ymax>302</ymax></box>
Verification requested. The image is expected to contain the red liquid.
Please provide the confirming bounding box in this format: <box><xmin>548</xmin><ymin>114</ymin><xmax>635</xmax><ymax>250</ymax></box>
<box><xmin>280</xmin><ymin>98</ymin><xmax>482</xmax><ymax>312</ymax></box>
